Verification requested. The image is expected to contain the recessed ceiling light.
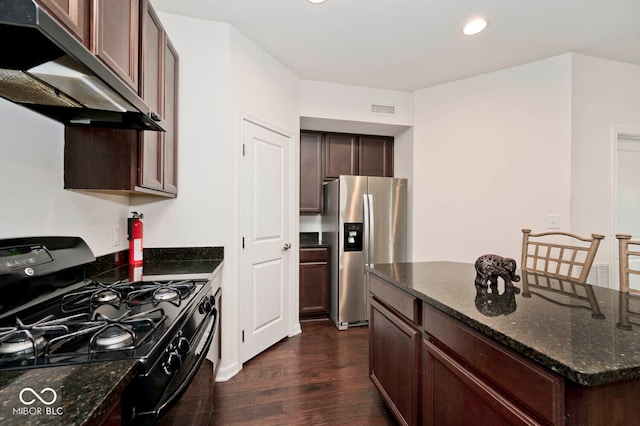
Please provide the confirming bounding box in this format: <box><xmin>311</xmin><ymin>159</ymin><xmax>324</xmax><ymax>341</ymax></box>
<box><xmin>307</xmin><ymin>0</ymin><xmax>327</xmax><ymax>4</ymax></box>
<box><xmin>462</xmin><ymin>18</ymin><xmax>488</xmax><ymax>36</ymax></box>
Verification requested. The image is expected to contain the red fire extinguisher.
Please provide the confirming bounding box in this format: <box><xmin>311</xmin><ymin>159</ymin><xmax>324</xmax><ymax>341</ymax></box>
<box><xmin>128</xmin><ymin>212</ymin><xmax>144</xmax><ymax>267</ymax></box>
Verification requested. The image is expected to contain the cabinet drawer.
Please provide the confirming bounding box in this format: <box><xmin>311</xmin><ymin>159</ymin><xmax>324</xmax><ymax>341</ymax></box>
<box><xmin>369</xmin><ymin>273</ymin><xmax>420</xmax><ymax>326</ymax></box>
<box><xmin>300</xmin><ymin>248</ymin><xmax>329</xmax><ymax>263</ymax></box>
<box><xmin>423</xmin><ymin>304</ymin><xmax>564</xmax><ymax>425</ymax></box>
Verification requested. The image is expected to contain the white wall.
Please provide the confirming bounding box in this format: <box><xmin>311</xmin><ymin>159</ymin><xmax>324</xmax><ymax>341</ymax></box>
<box><xmin>139</xmin><ymin>15</ymin><xmax>231</xmax><ymax>250</ymax></box>
<box><xmin>155</xmin><ymin>14</ymin><xmax>300</xmax><ymax>381</ymax></box>
<box><xmin>0</xmin><ymin>98</ymin><xmax>130</xmax><ymax>256</ymax></box>
<box><xmin>412</xmin><ymin>54</ymin><xmax>573</xmax><ymax>263</ymax></box>
<box><xmin>300</xmin><ymin>80</ymin><xmax>412</xmax><ymax>136</ymax></box>
<box><xmin>224</xmin><ymin>25</ymin><xmax>301</xmax><ymax>378</ymax></box>
<box><xmin>570</xmin><ymin>54</ymin><xmax>640</xmax><ymax>272</ymax></box>
<box><xmin>394</xmin><ymin>126</ymin><xmax>414</xmax><ymax>260</ymax></box>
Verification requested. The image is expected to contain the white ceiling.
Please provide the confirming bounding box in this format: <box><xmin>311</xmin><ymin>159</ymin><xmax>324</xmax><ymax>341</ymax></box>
<box><xmin>150</xmin><ymin>0</ymin><xmax>640</xmax><ymax>92</ymax></box>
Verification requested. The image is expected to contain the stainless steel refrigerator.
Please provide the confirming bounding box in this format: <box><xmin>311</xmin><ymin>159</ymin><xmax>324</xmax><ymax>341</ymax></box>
<box><xmin>321</xmin><ymin>175</ymin><xmax>408</xmax><ymax>330</ymax></box>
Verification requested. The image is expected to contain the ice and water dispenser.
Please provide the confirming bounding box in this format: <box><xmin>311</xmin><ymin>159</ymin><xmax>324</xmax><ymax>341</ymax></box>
<box><xmin>344</xmin><ymin>223</ymin><xmax>363</xmax><ymax>252</ymax></box>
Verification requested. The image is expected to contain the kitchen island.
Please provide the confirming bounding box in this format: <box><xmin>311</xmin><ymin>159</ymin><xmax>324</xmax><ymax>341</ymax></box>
<box><xmin>368</xmin><ymin>261</ymin><xmax>640</xmax><ymax>425</ymax></box>
<box><xmin>0</xmin><ymin>259</ymin><xmax>222</xmax><ymax>426</ymax></box>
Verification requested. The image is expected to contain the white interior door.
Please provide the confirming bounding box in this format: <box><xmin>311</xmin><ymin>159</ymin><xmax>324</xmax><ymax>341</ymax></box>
<box><xmin>240</xmin><ymin>118</ymin><xmax>291</xmax><ymax>363</ymax></box>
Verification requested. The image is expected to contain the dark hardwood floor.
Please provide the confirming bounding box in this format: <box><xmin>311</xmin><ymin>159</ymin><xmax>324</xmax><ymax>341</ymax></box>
<box><xmin>211</xmin><ymin>320</ymin><xmax>397</xmax><ymax>425</ymax></box>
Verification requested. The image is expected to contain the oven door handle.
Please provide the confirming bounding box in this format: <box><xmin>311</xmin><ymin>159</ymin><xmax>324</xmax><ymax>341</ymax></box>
<box><xmin>154</xmin><ymin>308</ymin><xmax>218</xmax><ymax>418</ymax></box>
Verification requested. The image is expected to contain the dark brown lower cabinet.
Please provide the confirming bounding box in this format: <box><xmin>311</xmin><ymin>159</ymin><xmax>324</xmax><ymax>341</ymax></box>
<box><xmin>370</xmin><ymin>270</ymin><xmax>640</xmax><ymax>425</ymax></box>
<box><xmin>423</xmin><ymin>338</ymin><xmax>539</xmax><ymax>426</ymax></box>
<box><xmin>299</xmin><ymin>248</ymin><xmax>330</xmax><ymax>319</ymax></box>
<box><xmin>369</xmin><ymin>298</ymin><xmax>420</xmax><ymax>426</ymax></box>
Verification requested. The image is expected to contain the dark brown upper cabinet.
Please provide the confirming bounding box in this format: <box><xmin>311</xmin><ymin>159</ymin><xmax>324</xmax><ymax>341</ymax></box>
<box><xmin>299</xmin><ymin>130</ymin><xmax>394</xmax><ymax>214</ymax></box>
<box><xmin>36</xmin><ymin>0</ymin><xmax>89</xmax><ymax>44</ymax></box>
<box><xmin>139</xmin><ymin>0</ymin><xmax>163</xmax><ymax>190</ymax></box>
<box><xmin>359</xmin><ymin>135</ymin><xmax>394</xmax><ymax>178</ymax></box>
<box><xmin>324</xmin><ymin>132</ymin><xmax>393</xmax><ymax>180</ymax></box>
<box><xmin>92</xmin><ymin>0</ymin><xmax>140</xmax><ymax>91</ymax></box>
<box><xmin>324</xmin><ymin>133</ymin><xmax>359</xmax><ymax>179</ymax></box>
<box><xmin>300</xmin><ymin>131</ymin><xmax>324</xmax><ymax>214</ymax></box>
<box><xmin>161</xmin><ymin>38</ymin><xmax>179</xmax><ymax>194</ymax></box>
<box><xmin>64</xmin><ymin>0</ymin><xmax>178</xmax><ymax>198</ymax></box>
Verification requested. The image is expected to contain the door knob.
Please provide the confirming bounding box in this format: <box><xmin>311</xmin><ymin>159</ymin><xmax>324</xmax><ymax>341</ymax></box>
<box><xmin>282</xmin><ymin>243</ymin><xmax>291</xmax><ymax>251</ymax></box>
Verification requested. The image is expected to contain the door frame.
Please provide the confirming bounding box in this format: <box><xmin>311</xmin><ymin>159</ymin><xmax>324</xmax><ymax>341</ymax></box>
<box><xmin>236</xmin><ymin>114</ymin><xmax>301</xmax><ymax>365</ymax></box>
<box><xmin>611</xmin><ymin>126</ymin><xmax>640</xmax><ymax>289</ymax></box>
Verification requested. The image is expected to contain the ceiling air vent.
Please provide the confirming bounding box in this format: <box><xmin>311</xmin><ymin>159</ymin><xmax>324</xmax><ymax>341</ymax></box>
<box><xmin>371</xmin><ymin>104</ymin><xmax>396</xmax><ymax>115</ymax></box>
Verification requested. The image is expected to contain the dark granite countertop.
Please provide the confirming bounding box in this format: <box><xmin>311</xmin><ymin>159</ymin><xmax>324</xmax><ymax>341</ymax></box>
<box><xmin>300</xmin><ymin>243</ymin><xmax>330</xmax><ymax>249</ymax></box>
<box><xmin>299</xmin><ymin>232</ymin><xmax>329</xmax><ymax>249</ymax></box>
<box><xmin>368</xmin><ymin>261</ymin><xmax>640</xmax><ymax>386</ymax></box>
<box><xmin>0</xmin><ymin>259</ymin><xmax>223</xmax><ymax>425</ymax></box>
<box><xmin>0</xmin><ymin>360</ymin><xmax>136</xmax><ymax>425</ymax></box>
<box><xmin>92</xmin><ymin>259</ymin><xmax>223</xmax><ymax>282</ymax></box>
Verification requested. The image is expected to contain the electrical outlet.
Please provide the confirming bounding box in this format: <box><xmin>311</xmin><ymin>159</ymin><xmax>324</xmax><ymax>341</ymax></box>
<box><xmin>546</xmin><ymin>214</ymin><xmax>560</xmax><ymax>229</ymax></box>
<box><xmin>112</xmin><ymin>225</ymin><xmax>121</xmax><ymax>246</ymax></box>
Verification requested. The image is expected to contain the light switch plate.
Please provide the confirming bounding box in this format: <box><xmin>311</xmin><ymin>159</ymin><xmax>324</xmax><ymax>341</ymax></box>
<box><xmin>546</xmin><ymin>214</ymin><xmax>560</xmax><ymax>229</ymax></box>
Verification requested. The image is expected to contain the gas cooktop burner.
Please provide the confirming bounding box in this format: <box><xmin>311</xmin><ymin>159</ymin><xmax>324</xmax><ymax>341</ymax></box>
<box><xmin>87</xmin><ymin>308</ymin><xmax>166</xmax><ymax>352</ymax></box>
<box><xmin>61</xmin><ymin>280</ymin><xmax>135</xmax><ymax>312</ymax></box>
<box><xmin>126</xmin><ymin>280</ymin><xmax>196</xmax><ymax>307</ymax></box>
<box><xmin>93</xmin><ymin>326</ymin><xmax>135</xmax><ymax>350</ymax></box>
<box><xmin>0</xmin><ymin>314</ymin><xmax>90</xmax><ymax>357</ymax></box>
<box><xmin>153</xmin><ymin>287</ymin><xmax>179</xmax><ymax>302</ymax></box>
<box><xmin>0</xmin><ymin>335</ymin><xmax>47</xmax><ymax>356</ymax></box>
<box><xmin>94</xmin><ymin>290</ymin><xmax>120</xmax><ymax>304</ymax></box>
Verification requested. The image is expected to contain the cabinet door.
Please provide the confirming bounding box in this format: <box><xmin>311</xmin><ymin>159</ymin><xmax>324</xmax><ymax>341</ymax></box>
<box><xmin>359</xmin><ymin>135</ymin><xmax>394</xmax><ymax>177</ymax></box>
<box><xmin>369</xmin><ymin>298</ymin><xmax>420</xmax><ymax>426</ymax></box>
<box><xmin>140</xmin><ymin>0</ymin><xmax>163</xmax><ymax>115</ymax></box>
<box><xmin>300</xmin><ymin>131</ymin><xmax>323</xmax><ymax>213</ymax></box>
<box><xmin>324</xmin><ymin>133</ymin><xmax>358</xmax><ymax>179</ymax></box>
<box><xmin>37</xmin><ymin>0</ymin><xmax>88</xmax><ymax>44</ymax></box>
<box><xmin>162</xmin><ymin>38</ymin><xmax>179</xmax><ymax>194</ymax></box>
<box><xmin>139</xmin><ymin>0</ymin><xmax>164</xmax><ymax>192</ymax></box>
<box><xmin>422</xmin><ymin>338</ymin><xmax>539</xmax><ymax>426</ymax></box>
<box><xmin>92</xmin><ymin>0</ymin><xmax>139</xmax><ymax>90</ymax></box>
<box><xmin>299</xmin><ymin>249</ymin><xmax>330</xmax><ymax>319</ymax></box>
<box><xmin>64</xmin><ymin>127</ymin><xmax>138</xmax><ymax>191</ymax></box>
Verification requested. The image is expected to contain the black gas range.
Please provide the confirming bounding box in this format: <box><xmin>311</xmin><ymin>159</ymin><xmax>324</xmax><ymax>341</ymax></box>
<box><xmin>0</xmin><ymin>236</ymin><xmax>219</xmax><ymax>424</ymax></box>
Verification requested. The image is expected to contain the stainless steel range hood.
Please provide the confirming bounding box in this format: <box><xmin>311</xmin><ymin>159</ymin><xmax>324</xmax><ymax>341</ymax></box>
<box><xmin>0</xmin><ymin>0</ymin><xmax>165</xmax><ymax>131</ymax></box>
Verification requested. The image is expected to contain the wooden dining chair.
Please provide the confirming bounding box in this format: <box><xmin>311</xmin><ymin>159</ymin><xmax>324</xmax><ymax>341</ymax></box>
<box><xmin>615</xmin><ymin>234</ymin><xmax>640</xmax><ymax>329</ymax></box>
<box><xmin>521</xmin><ymin>229</ymin><xmax>605</xmax><ymax>284</ymax></box>
<box><xmin>616</xmin><ymin>234</ymin><xmax>640</xmax><ymax>293</ymax></box>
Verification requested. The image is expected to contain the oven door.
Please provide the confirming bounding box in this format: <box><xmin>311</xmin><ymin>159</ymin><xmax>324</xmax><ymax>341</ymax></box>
<box><xmin>156</xmin><ymin>290</ymin><xmax>219</xmax><ymax>418</ymax></box>
<box><xmin>124</xmin><ymin>286</ymin><xmax>219</xmax><ymax>425</ymax></box>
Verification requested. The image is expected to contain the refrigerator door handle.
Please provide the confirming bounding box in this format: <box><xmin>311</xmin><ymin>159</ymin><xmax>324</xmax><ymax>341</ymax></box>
<box><xmin>363</xmin><ymin>193</ymin><xmax>374</xmax><ymax>271</ymax></box>
<box><xmin>363</xmin><ymin>193</ymin><xmax>370</xmax><ymax>275</ymax></box>
<box><xmin>368</xmin><ymin>194</ymin><xmax>374</xmax><ymax>265</ymax></box>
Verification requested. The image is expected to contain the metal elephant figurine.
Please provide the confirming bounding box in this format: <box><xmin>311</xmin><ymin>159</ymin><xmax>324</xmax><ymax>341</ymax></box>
<box><xmin>474</xmin><ymin>254</ymin><xmax>521</xmax><ymax>287</ymax></box>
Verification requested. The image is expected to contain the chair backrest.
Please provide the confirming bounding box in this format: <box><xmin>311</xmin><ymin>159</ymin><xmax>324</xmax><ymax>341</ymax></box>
<box><xmin>616</xmin><ymin>234</ymin><xmax>640</xmax><ymax>293</ymax></box>
<box><xmin>521</xmin><ymin>229</ymin><xmax>605</xmax><ymax>284</ymax></box>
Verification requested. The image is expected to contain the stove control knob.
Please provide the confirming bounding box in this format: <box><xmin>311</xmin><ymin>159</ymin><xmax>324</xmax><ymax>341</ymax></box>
<box><xmin>199</xmin><ymin>296</ymin><xmax>213</xmax><ymax>314</ymax></box>
<box><xmin>162</xmin><ymin>351</ymin><xmax>182</xmax><ymax>376</ymax></box>
<box><xmin>176</xmin><ymin>337</ymin><xmax>190</xmax><ymax>356</ymax></box>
